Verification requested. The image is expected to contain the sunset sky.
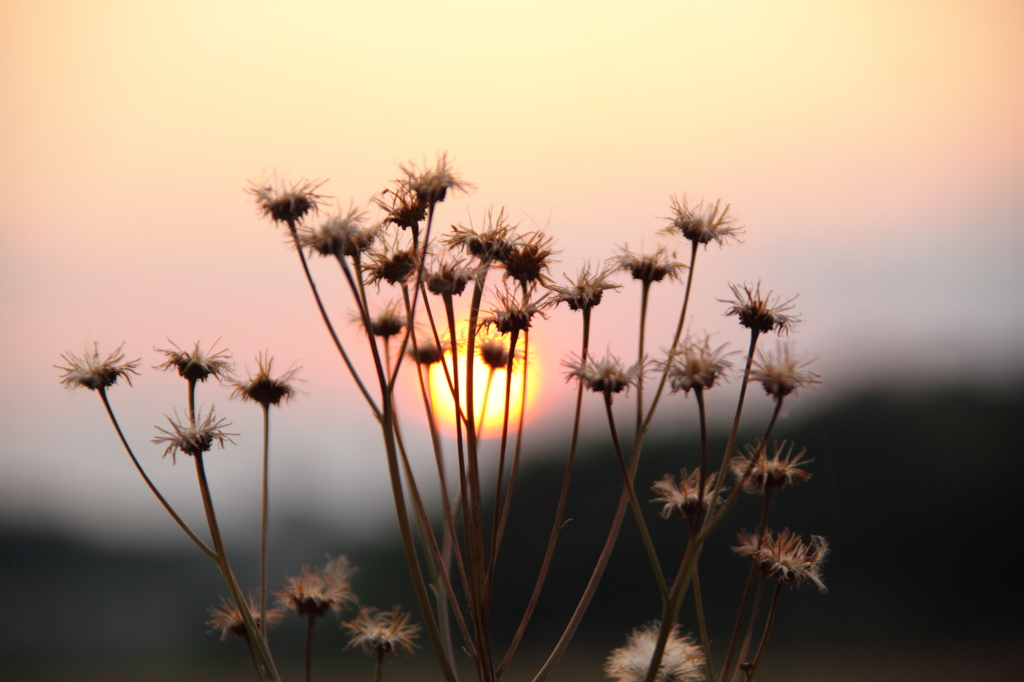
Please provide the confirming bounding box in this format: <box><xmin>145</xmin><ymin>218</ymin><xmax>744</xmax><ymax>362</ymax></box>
<box><xmin>2</xmin><ymin>0</ymin><xmax>1022</xmax><ymax>549</ymax></box>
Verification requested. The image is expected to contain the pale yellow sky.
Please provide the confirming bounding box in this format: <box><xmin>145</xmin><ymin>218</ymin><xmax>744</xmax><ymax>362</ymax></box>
<box><xmin>2</xmin><ymin>0</ymin><xmax>1022</xmax><ymax>545</ymax></box>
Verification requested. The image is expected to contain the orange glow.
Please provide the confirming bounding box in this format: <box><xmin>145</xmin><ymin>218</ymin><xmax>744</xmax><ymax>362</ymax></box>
<box><xmin>427</xmin><ymin>337</ymin><xmax>540</xmax><ymax>439</ymax></box>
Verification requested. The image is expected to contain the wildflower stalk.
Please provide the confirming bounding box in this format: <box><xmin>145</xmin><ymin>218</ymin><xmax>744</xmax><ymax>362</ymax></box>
<box><xmin>194</xmin><ymin>451</ymin><xmax>279</xmax><ymax>680</ymax></box>
<box><xmin>259</xmin><ymin>402</ymin><xmax>270</xmax><ymax>638</ymax></box>
<box><xmin>304</xmin><ymin>612</ymin><xmax>315</xmax><ymax>682</ymax></box>
<box><xmin>690</xmin><ymin>568</ymin><xmax>716</xmax><ymax>682</ymax></box>
<box><xmin>635</xmin><ymin>280</ymin><xmax>651</xmax><ymax>431</ymax></box>
<box><xmin>488</xmin><ymin>328</ymin><xmax>521</xmax><ymax>581</ymax></box>
<box><xmin>96</xmin><ymin>388</ymin><xmax>216</xmax><ymax>561</ymax></box>
<box><xmin>641</xmin><ymin>241</ymin><xmax>699</xmax><ymax>432</ymax></box>
<box><xmin>498</xmin><ymin>309</ymin><xmax>590</xmax><ymax>679</ymax></box>
<box><xmin>746</xmin><ymin>581</ymin><xmax>784</xmax><ymax>681</ymax></box>
<box><xmin>603</xmin><ymin>394</ymin><xmax>668</xmax><ymax>598</ymax></box>
<box><xmin>286</xmin><ymin>219</ymin><xmax>380</xmax><ymax>417</ymax></box>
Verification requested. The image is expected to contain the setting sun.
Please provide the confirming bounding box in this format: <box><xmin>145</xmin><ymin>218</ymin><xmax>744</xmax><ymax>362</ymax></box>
<box><xmin>426</xmin><ymin>335</ymin><xmax>540</xmax><ymax>439</ymax></box>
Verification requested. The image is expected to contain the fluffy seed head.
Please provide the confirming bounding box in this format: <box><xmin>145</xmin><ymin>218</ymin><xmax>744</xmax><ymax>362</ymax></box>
<box><xmin>749</xmin><ymin>342</ymin><xmax>821</xmax><ymax>399</ymax></box>
<box><xmin>152</xmin><ymin>408</ymin><xmax>237</xmax><ymax>463</ymax></box>
<box><xmin>483</xmin><ymin>290</ymin><xmax>549</xmax><ymax>335</ymax></box>
<box><xmin>500</xmin><ymin>231</ymin><xmax>557</xmax><ymax>286</ymax></box>
<box><xmin>300</xmin><ymin>204</ymin><xmax>378</xmax><ymax>258</ymax></box>
<box><xmin>364</xmin><ymin>243</ymin><xmax>420</xmax><ymax>286</ymax></box>
<box><xmin>563</xmin><ymin>352</ymin><xmax>642</xmax><ymax>397</ymax></box>
<box><xmin>613</xmin><ymin>245</ymin><xmax>686</xmax><ymax>285</ymax></box>
<box><xmin>605</xmin><ymin>622</ymin><xmax>706</xmax><ymax>682</ymax></box>
<box><xmin>230</xmin><ymin>352</ymin><xmax>301</xmax><ymax>407</ymax></box>
<box><xmin>663</xmin><ymin>194</ymin><xmax>744</xmax><ymax>247</ymax></box>
<box><xmin>57</xmin><ymin>343</ymin><xmax>140</xmax><ymax>391</ymax></box>
<box><xmin>423</xmin><ymin>257</ymin><xmax>476</xmax><ymax>297</ymax></box>
<box><xmin>248</xmin><ymin>178</ymin><xmax>327</xmax><ymax>226</ymax></box>
<box><xmin>737</xmin><ymin>529</ymin><xmax>829</xmax><ymax>592</ymax></box>
<box><xmin>721</xmin><ymin>282</ymin><xmax>800</xmax><ymax>335</ymax></box>
<box><xmin>732</xmin><ymin>440</ymin><xmax>812</xmax><ymax>494</ymax></box>
<box><xmin>663</xmin><ymin>333</ymin><xmax>734</xmax><ymax>394</ymax></box>
<box><xmin>356</xmin><ymin>301</ymin><xmax>407</xmax><ymax>338</ymax></box>
<box><xmin>155</xmin><ymin>340</ymin><xmax>233</xmax><ymax>383</ymax></box>
<box><xmin>208</xmin><ymin>594</ymin><xmax>284</xmax><ymax>641</ymax></box>
<box><xmin>651</xmin><ymin>469</ymin><xmax>723</xmax><ymax>519</ymax></box>
<box><xmin>547</xmin><ymin>261</ymin><xmax>621</xmax><ymax>312</ymax></box>
<box><xmin>446</xmin><ymin>207</ymin><xmax>517</xmax><ymax>263</ymax></box>
<box><xmin>401</xmin><ymin>153</ymin><xmax>474</xmax><ymax>205</ymax></box>
<box><xmin>374</xmin><ymin>184</ymin><xmax>427</xmax><ymax>231</ymax></box>
<box><xmin>276</xmin><ymin>555</ymin><xmax>357</xmax><ymax>619</ymax></box>
<box><xmin>344</xmin><ymin>606</ymin><xmax>420</xmax><ymax>658</ymax></box>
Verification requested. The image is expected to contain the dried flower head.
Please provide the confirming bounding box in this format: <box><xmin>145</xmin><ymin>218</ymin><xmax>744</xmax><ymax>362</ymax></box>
<box><xmin>57</xmin><ymin>343</ymin><xmax>140</xmax><ymax>391</ymax></box>
<box><xmin>732</xmin><ymin>440</ymin><xmax>812</xmax><ymax>493</ymax></box>
<box><xmin>401</xmin><ymin>153</ymin><xmax>474</xmax><ymax>205</ymax></box>
<box><xmin>663</xmin><ymin>194</ymin><xmax>744</xmax><ymax>247</ymax></box>
<box><xmin>354</xmin><ymin>301</ymin><xmax>407</xmax><ymax>338</ymax></box>
<box><xmin>423</xmin><ymin>257</ymin><xmax>476</xmax><ymax>297</ymax></box>
<box><xmin>276</xmin><ymin>555</ymin><xmax>357</xmax><ymax>619</ymax></box>
<box><xmin>547</xmin><ymin>261</ymin><xmax>621</xmax><ymax>312</ymax></box>
<box><xmin>407</xmin><ymin>338</ymin><xmax>446</xmax><ymax>366</ymax></box>
<box><xmin>155</xmin><ymin>340</ymin><xmax>233</xmax><ymax>383</ymax></box>
<box><xmin>152</xmin><ymin>408</ymin><xmax>237</xmax><ymax>463</ymax></box>
<box><xmin>749</xmin><ymin>342</ymin><xmax>821</xmax><ymax>399</ymax></box>
<box><xmin>563</xmin><ymin>352</ymin><xmax>642</xmax><ymax>397</ymax></box>
<box><xmin>230</xmin><ymin>352</ymin><xmax>301</xmax><ymax>407</ymax></box>
<box><xmin>248</xmin><ymin>178</ymin><xmax>327</xmax><ymax>226</ymax></box>
<box><xmin>500</xmin><ymin>231</ymin><xmax>557</xmax><ymax>286</ymax></box>
<box><xmin>478</xmin><ymin>336</ymin><xmax>523</xmax><ymax>371</ymax></box>
<box><xmin>605</xmin><ymin>622</ymin><xmax>706</xmax><ymax>682</ymax></box>
<box><xmin>663</xmin><ymin>333</ymin><xmax>734</xmax><ymax>394</ymax></box>
<box><xmin>344</xmin><ymin>605</ymin><xmax>421</xmax><ymax>658</ymax></box>
<box><xmin>364</xmin><ymin>243</ymin><xmax>420</xmax><ymax>286</ymax></box>
<box><xmin>739</xmin><ymin>529</ymin><xmax>829</xmax><ymax>592</ymax></box>
<box><xmin>721</xmin><ymin>281</ymin><xmax>800</xmax><ymax>335</ymax></box>
<box><xmin>300</xmin><ymin>204</ymin><xmax>378</xmax><ymax>258</ymax></box>
<box><xmin>374</xmin><ymin>184</ymin><xmax>427</xmax><ymax>231</ymax></box>
<box><xmin>446</xmin><ymin>208</ymin><xmax>518</xmax><ymax>263</ymax></box>
<box><xmin>482</xmin><ymin>290</ymin><xmax>549</xmax><ymax>335</ymax></box>
<box><xmin>613</xmin><ymin>245</ymin><xmax>686</xmax><ymax>285</ymax></box>
<box><xmin>651</xmin><ymin>469</ymin><xmax>722</xmax><ymax>518</ymax></box>
<box><xmin>208</xmin><ymin>594</ymin><xmax>284</xmax><ymax>641</ymax></box>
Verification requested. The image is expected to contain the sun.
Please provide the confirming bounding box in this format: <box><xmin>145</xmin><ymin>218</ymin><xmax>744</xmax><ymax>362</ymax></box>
<box><xmin>426</xmin><ymin>336</ymin><xmax>540</xmax><ymax>439</ymax></box>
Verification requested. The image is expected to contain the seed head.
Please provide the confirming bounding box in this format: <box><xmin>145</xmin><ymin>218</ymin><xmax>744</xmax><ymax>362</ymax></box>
<box><xmin>563</xmin><ymin>352</ymin><xmax>642</xmax><ymax>397</ymax></box>
<box><xmin>737</xmin><ymin>528</ymin><xmax>829</xmax><ymax>592</ymax></box>
<box><xmin>663</xmin><ymin>333</ymin><xmax>734</xmax><ymax>395</ymax></box>
<box><xmin>276</xmin><ymin>555</ymin><xmax>357</xmax><ymax>619</ymax></box>
<box><xmin>407</xmin><ymin>338</ymin><xmax>446</xmax><ymax>366</ymax></box>
<box><xmin>152</xmin><ymin>408</ymin><xmax>237</xmax><ymax>463</ymax></box>
<box><xmin>364</xmin><ymin>243</ymin><xmax>420</xmax><ymax>286</ymax></box>
<box><xmin>344</xmin><ymin>605</ymin><xmax>421</xmax><ymax>658</ymax></box>
<box><xmin>478</xmin><ymin>336</ymin><xmax>524</xmax><ymax>371</ymax></box>
<box><xmin>483</xmin><ymin>290</ymin><xmax>550</xmax><ymax>335</ymax></box>
<box><xmin>732</xmin><ymin>440</ymin><xmax>812</xmax><ymax>494</ymax></box>
<box><xmin>613</xmin><ymin>245</ymin><xmax>686</xmax><ymax>285</ymax></box>
<box><xmin>57</xmin><ymin>343</ymin><xmax>140</xmax><ymax>391</ymax></box>
<box><xmin>650</xmin><ymin>469</ymin><xmax>723</xmax><ymax>519</ymax></box>
<box><xmin>662</xmin><ymin>194</ymin><xmax>744</xmax><ymax>247</ymax></box>
<box><xmin>354</xmin><ymin>300</ymin><xmax>407</xmax><ymax>339</ymax></box>
<box><xmin>400</xmin><ymin>152</ymin><xmax>474</xmax><ymax>206</ymax></box>
<box><xmin>300</xmin><ymin>204</ymin><xmax>378</xmax><ymax>258</ymax></box>
<box><xmin>721</xmin><ymin>281</ymin><xmax>800</xmax><ymax>335</ymax></box>
<box><xmin>423</xmin><ymin>257</ymin><xmax>476</xmax><ymax>297</ymax></box>
<box><xmin>446</xmin><ymin>208</ymin><xmax>517</xmax><ymax>263</ymax></box>
<box><xmin>500</xmin><ymin>231</ymin><xmax>557</xmax><ymax>286</ymax></box>
<box><xmin>208</xmin><ymin>594</ymin><xmax>285</xmax><ymax>641</ymax></box>
<box><xmin>374</xmin><ymin>184</ymin><xmax>427</xmax><ymax>231</ymax></box>
<box><xmin>605</xmin><ymin>622</ymin><xmax>706</xmax><ymax>682</ymax></box>
<box><xmin>230</xmin><ymin>352</ymin><xmax>301</xmax><ymax>407</ymax></box>
<box><xmin>547</xmin><ymin>261</ymin><xmax>621</xmax><ymax>312</ymax></box>
<box><xmin>247</xmin><ymin>178</ymin><xmax>327</xmax><ymax>226</ymax></box>
<box><xmin>155</xmin><ymin>340</ymin><xmax>233</xmax><ymax>383</ymax></box>
<box><xmin>749</xmin><ymin>342</ymin><xmax>821</xmax><ymax>399</ymax></box>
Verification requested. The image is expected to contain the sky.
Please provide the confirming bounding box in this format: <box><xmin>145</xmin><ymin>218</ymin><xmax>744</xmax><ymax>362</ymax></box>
<box><xmin>1</xmin><ymin>0</ymin><xmax>1022</xmax><ymax>550</ymax></box>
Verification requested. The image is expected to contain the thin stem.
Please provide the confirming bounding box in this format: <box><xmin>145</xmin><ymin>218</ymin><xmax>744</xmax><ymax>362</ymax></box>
<box><xmin>730</xmin><ymin>575</ymin><xmax>767</xmax><ymax>682</ymax></box>
<box><xmin>691</xmin><ymin>568</ymin><xmax>716</xmax><ymax>682</ymax></box>
<box><xmin>604</xmin><ymin>393</ymin><xmax>668</xmax><ymax>599</ymax></box>
<box><xmin>260</xmin><ymin>403</ymin><xmax>271</xmax><ymax>639</ymax></box>
<box><xmin>636</xmin><ymin>281</ymin><xmax>651</xmax><ymax>431</ymax></box>
<box><xmin>286</xmin><ymin>221</ymin><xmax>380</xmax><ymax>417</ymax></box>
<box><xmin>97</xmin><ymin>389</ymin><xmax>216</xmax><ymax>561</ymax></box>
<box><xmin>746</xmin><ymin>581</ymin><xmax>784</xmax><ymax>681</ymax></box>
<box><xmin>374</xmin><ymin>649</ymin><xmax>386</xmax><ymax>682</ymax></box>
<box><xmin>498</xmin><ymin>308</ymin><xmax>590</xmax><ymax>679</ymax></box>
<box><xmin>304</xmin><ymin>613</ymin><xmax>315</xmax><ymax>682</ymax></box>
